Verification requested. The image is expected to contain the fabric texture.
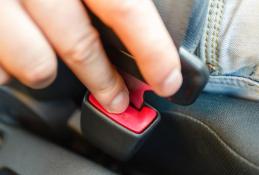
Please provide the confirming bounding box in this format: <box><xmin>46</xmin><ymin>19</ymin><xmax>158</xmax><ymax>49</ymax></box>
<box><xmin>219</xmin><ymin>0</ymin><xmax>259</xmax><ymax>80</ymax></box>
<box><xmin>131</xmin><ymin>92</ymin><xmax>259</xmax><ymax>175</ymax></box>
<box><xmin>153</xmin><ymin>0</ymin><xmax>259</xmax><ymax>101</ymax></box>
<box><xmin>0</xmin><ymin>123</ymin><xmax>115</xmax><ymax>175</ymax></box>
<box><xmin>200</xmin><ymin>0</ymin><xmax>259</xmax><ymax>100</ymax></box>
<box><xmin>132</xmin><ymin>1</ymin><xmax>259</xmax><ymax>174</ymax></box>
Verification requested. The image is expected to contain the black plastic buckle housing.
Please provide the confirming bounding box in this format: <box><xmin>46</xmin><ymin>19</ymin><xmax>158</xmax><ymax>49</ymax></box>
<box><xmin>81</xmin><ymin>93</ymin><xmax>160</xmax><ymax>161</ymax></box>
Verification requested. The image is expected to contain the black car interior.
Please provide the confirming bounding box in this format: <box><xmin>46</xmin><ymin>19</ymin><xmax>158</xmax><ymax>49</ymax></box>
<box><xmin>0</xmin><ymin>0</ymin><xmax>258</xmax><ymax>174</ymax></box>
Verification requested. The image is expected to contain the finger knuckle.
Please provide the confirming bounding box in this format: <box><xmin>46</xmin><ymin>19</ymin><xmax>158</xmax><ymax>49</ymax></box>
<box><xmin>98</xmin><ymin>73</ymin><xmax>118</xmax><ymax>94</ymax></box>
<box><xmin>141</xmin><ymin>44</ymin><xmax>167</xmax><ymax>63</ymax></box>
<box><xmin>23</xmin><ymin>55</ymin><xmax>56</xmax><ymax>88</ymax></box>
<box><xmin>63</xmin><ymin>28</ymin><xmax>100</xmax><ymax>65</ymax></box>
<box><xmin>107</xmin><ymin>0</ymin><xmax>139</xmax><ymax>19</ymax></box>
<box><xmin>95</xmin><ymin>74</ymin><xmax>124</xmax><ymax>102</ymax></box>
<box><xmin>141</xmin><ymin>40</ymin><xmax>179</xmax><ymax>66</ymax></box>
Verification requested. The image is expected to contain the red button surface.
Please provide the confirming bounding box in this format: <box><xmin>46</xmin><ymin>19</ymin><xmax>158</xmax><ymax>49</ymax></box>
<box><xmin>88</xmin><ymin>94</ymin><xmax>157</xmax><ymax>134</ymax></box>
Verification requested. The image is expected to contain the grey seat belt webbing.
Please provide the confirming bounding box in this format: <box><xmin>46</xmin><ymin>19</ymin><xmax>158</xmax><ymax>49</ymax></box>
<box><xmin>181</xmin><ymin>0</ymin><xmax>209</xmax><ymax>54</ymax></box>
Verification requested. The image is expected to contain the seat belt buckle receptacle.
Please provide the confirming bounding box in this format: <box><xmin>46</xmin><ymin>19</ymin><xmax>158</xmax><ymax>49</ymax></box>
<box><xmin>81</xmin><ymin>87</ymin><xmax>160</xmax><ymax>160</ymax></box>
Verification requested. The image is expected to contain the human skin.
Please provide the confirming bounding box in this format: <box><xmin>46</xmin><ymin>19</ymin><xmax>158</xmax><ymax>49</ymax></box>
<box><xmin>0</xmin><ymin>0</ymin><xmax>182</xmax><ymax>113</ymax></box>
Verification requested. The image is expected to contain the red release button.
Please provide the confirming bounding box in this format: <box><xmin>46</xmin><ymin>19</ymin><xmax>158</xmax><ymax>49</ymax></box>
<box><xmin>88</xmin><ymin>94</ymin><xmax>157</xmax><ymax>134</ymax></box>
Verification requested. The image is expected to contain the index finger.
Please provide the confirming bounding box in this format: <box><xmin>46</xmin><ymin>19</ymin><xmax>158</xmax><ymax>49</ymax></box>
<box><xmin>85</xmin><ymin>0</ymin><xmax>182</xmax><ymax>96</ymax></box>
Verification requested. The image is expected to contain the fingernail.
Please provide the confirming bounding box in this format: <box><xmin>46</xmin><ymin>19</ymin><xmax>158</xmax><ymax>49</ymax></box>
<box><xmin>159</xmin><ymin>69</ymin><xmax>183</xmax><ymax>96</ymax></box>
<box><xmin>107</xmin><ymin>89</ymin><xmax>129</xmax><ymax>114</ymax></box>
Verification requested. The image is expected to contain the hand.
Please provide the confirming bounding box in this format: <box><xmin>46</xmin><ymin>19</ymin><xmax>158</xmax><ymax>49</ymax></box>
<box><xmin>0</xmin><ymin>0</ymin><xmax>182</xmax><ymax>113</ymax></box>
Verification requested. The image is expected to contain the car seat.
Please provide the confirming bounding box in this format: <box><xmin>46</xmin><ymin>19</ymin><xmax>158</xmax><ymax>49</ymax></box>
<box><xmin>0</xmin><ymin>0</ymin><xmax>258</xmax><ymax>175</ymax></box>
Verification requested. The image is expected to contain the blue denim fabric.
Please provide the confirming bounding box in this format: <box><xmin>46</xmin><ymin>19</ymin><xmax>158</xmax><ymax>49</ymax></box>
<box><xmin>154</xmin><ymin>0</ymin><xmax>258</xmax><ymax>100</ymax></box>
<box><xmin>182</xmin><ymin>0</ymin><xmax>259</xmax><ymax>101</ymax></box>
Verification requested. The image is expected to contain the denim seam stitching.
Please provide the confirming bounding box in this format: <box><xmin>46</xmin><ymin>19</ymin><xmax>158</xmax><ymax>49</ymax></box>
<box><xmin>204</xmin><ymin>0</ymin><xmax>225</xmax><ymax>73</ymax></box>
<box><xmin>208</xmin><ymin>76</ymin><xmax>259</xmax><ymax>92</ymax></box>
<box><xmin>208</xmin><ymin>82</ymin><xmax>259</xmax><ymax>93</ymax></box>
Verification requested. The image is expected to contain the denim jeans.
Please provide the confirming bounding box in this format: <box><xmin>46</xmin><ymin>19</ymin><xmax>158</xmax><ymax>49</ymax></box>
<box><xmin>154</xmin><ymin>0</ymin><xmax>259</xmax><ymax>101</ymax></box>
<box><xmin>200</xmin><ymin>0</ymin><xmax>259</xmax><ymax>101</ymax></box>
